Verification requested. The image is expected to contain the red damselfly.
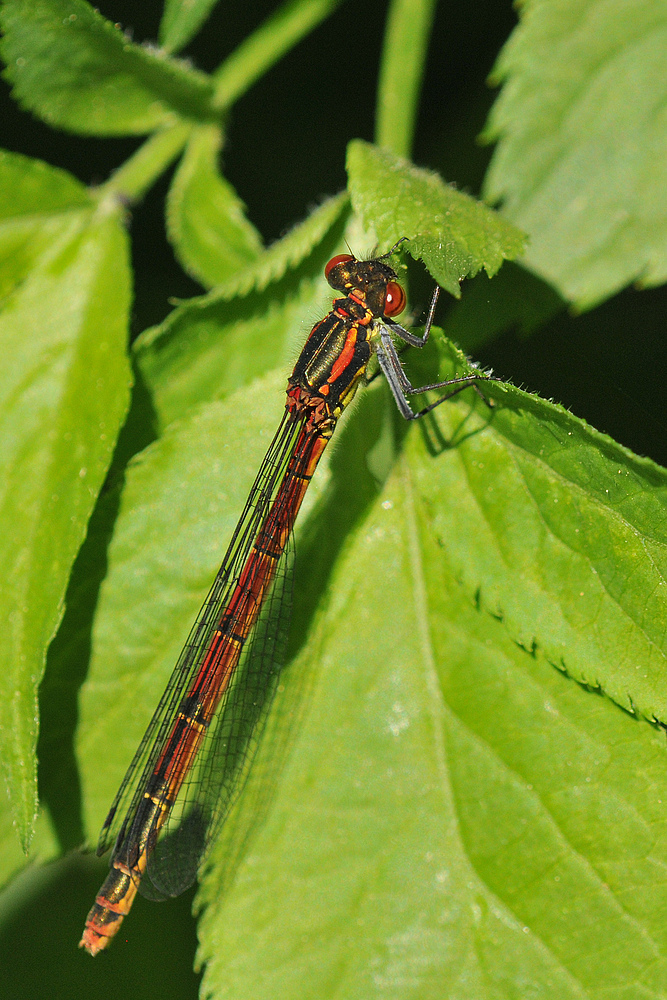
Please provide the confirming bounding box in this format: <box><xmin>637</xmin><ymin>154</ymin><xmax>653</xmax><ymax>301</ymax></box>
<box><xmin>80</xmin><ymin>242</ymin><xmax>495</xmax><ymax>955</ymax></box>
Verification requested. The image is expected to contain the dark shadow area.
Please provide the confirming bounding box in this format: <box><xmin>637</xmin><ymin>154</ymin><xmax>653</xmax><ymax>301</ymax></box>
<box><xmin>0</xmin><ymin>853</ymin><xmax>200</xmax><ymax>999</ymax></box>
<box><xmin>476</xmin><ymin>281</ymin><xmax>667</xmax><ymax>468</ymax></box>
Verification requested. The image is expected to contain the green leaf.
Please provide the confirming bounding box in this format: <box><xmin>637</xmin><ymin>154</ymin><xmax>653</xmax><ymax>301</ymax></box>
<box><xmin>0</xmin><ymin>151</ymin><xmax>132</xmax><ymax>847</ymax></box>
<box><xmin>157</xmin><ymin>190</ymin><xmax>348</xmax><ymax>313</ymax></box>
<box><xmin>136</xmin><ymin>283</ymin><xmax>325</xmax><ymax>432</ymax></box>
<box><xmin>0</xmin><ymin>0</ymin><xmax>215</xmax><ymax>136</ymax></box>
<box><xmin>347</xmin><ymin>140</ymin><xmax>526</xmax><ymax>297</ymax></box>
<box><xmin>416</xmin><ymin>341</ymin><xmax>667</xmax><ymax>725</ymax></box>
<box><xmin>483</xmin><ymin>0</ymin><xmax>667</xmax><ymax>308</ymax></box>
<box><xmin>205</xmin><ymin>191</ymin><xmax>349</xmax><ymax>299</ymax></box>
<box><xmin>196</xmin><ymin>448</ymin><xmax>667</xmax><ymax>998</ymax></box>
<box><xmin>159</xmin><ymin>0</ymin><xmax>220</xmax><ymax>54</ymax></box>
<box><xmin>136</xmin><ymin>193</ymin><xmax>349</xmax><ymax>428</ymax></box>
<box><xmin>166</xmin><ymin>124</ymin><xmax>262</xmax><ymax>289</ymax></box>
<box><xmin>0</xmin><ymin>152</ymin><xmax>90</xmax><ymax>304</ymax></box>
<box><xmin>76</xmin><ymin>349</ymin><xmax>667</xmax><ymax>995</ymax></box>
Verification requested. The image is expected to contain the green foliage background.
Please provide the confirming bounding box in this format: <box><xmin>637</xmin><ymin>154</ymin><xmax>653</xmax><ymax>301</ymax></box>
<box><xmin>1</xmin><ymin>1</ymin><xmax>667</xmax><ymax>998</ymax></box>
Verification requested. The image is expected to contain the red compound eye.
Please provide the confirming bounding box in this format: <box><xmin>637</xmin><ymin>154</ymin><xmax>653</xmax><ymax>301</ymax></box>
<box><xmin>324</xmin><ymin>253</ymin><xmax>354</xmax><ymax>279</ymax></box>
<box><xmin>384</xmin><ymin>280</ymin><xmax>406</xmax><ymax>317</ymax></box>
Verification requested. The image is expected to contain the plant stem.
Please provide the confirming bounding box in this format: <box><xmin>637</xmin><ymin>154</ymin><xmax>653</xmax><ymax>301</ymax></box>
<box><xmin>375</xmin><ymin>0</ymin><xmax>438</xmax><ymax>158</ymax></box>
<box><xmin>212</xmin><ymin>0</ymin><xmax>344</xmax><ymax>110</ymax></box>
<box><xmin>96</xmin><ymin>123</ymin><xmax>193</xmax><ymax>203</ymax></box>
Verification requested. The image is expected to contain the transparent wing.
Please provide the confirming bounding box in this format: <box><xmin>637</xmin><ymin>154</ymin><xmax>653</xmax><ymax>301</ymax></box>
<box><xmin>97</xmin><ymin>410</ymin><xmax>306</xmax><ymax>877</ymax></box>
<box><xmin>143</xmin><ymin>537</ymin><xmax>295</xmax><ymax>899</ymax></box>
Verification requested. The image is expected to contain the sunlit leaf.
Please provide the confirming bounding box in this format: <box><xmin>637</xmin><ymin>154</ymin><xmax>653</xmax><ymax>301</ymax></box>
<box><xmin>197</xmin><ymin>443</ymin><xmax>667</xmax><ymax>998</ymax></box>
<box><xmin>167</xmin><ymin>124</ymin><xmax>262</xmax><ymax>289</ymax></box>
<box><xmin>0</xmin><ymin>0</ymin><xmax>215</xmax><ymax>136</ymax></box>
<box><xmin>347</xmin><ymin>140</ymin><xmax>526</xmax><ymax>297</ymax></box>
<box><xmin>136</xmin><ymin>193</ymin><xmax>349</xmax><ymax>428</ymax></box>
<box><xmin>484</xmin><ymin>0</ymin><xmax>667</xmax><ymax>308</ymax></box>
<box><xmin>0</xmin><ymin>151</ymin><xmax>132</xmax><ymax>846</ymax></box>
<box><xmin>77</xmin><ymin>335</ymin><xmax>667</xmax><ymax>997</ymax></box>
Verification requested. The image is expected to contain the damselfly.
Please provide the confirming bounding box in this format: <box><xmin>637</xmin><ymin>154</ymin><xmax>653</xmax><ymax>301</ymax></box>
<box><xmin>80</xmin><ymin>242</ymin><xmax>495</xmax><ymax>954</ymax></box>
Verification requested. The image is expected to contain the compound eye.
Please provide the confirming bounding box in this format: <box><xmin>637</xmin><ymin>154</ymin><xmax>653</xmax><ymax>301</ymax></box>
<box><xmin>324</xmin><ymin>253</ymin><xmax>355</xmax><ymax>280</ymax></box>
<box><xmin>384</xmin><ymin>280</ymin><xmax>406</xmax><ymax>317</ymax></box>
